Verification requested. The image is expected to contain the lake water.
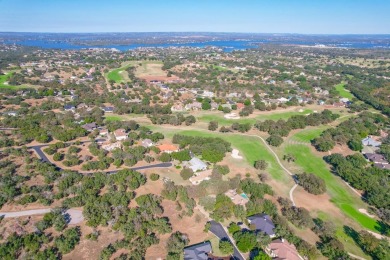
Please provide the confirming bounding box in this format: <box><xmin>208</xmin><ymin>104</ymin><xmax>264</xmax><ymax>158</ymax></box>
<box><xmin>6</xmin><ymin>39</ymin><xmax>390</xmax><ymax>52</ymax></box>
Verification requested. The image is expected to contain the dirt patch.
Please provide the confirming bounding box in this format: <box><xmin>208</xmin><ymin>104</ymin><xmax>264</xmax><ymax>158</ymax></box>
<box><xmin>145</xmin><ymin>200</ymin><xmax>209</xmax><ymax>259</ymax></box>
<box><xmin>64</xmin><ymin>226</ymin><xmax>124</xmax><ymax>260</ymax></box>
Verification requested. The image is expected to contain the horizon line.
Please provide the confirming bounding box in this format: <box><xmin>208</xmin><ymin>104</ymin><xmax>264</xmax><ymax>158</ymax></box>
<box><xmin>1</xmin><ymin>31</ymin><xmax>390</xmax><ymax>36</ymax></box>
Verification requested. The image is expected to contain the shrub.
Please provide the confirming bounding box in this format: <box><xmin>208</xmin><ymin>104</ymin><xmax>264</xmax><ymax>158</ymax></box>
<box><xmin>150</xmin><ymin>173</ymin><xmax>160</xmax><ymax>181</ymax></box>
<box><xmin>180</xmin><ymin>168</ymin><xmax>194</xmax><ymax>180</ymax></box>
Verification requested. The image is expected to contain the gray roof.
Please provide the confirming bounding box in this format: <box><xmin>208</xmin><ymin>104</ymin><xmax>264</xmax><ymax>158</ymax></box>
<box><xmin>248</xmin><ymin>214</ymin><xmax>275</xmax><ymax>236</ymax></box>
<box><xmin>189</xmin><ymin>157</ymin><xmax>207</xmax><ymax>172</ymax></box>
<box><xmin>362</xmin><ymin>137</ymin><xmax>381</xmax><ymax>147</ymax></box>
<box><xmin>184</xmin><ymin>241</ymin><xmax>212</xmax><ymax>260</ymax></box>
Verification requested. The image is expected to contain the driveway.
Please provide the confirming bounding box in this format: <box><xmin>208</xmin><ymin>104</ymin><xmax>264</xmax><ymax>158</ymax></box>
<box><xmin>0</xmin><ymin>208</ymin><xmax>84</xmax><ymax>224</ymax></box>
<box><xmin>209</xmin><ymin>220</ymin><xmax>245</xmax><ymax>260</ymax></box>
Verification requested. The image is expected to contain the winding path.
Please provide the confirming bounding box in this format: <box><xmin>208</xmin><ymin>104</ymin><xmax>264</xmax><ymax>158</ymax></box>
<box><xmin>240</xmin><ymin>133</ymin><xmax>298</xmax><ymax>206</ymax></box>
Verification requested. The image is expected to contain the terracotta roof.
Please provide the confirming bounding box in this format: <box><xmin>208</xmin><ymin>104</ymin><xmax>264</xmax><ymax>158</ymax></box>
<box><xmin>268</xmin><ymin>239</ymin><xmax>300</xmax><ymax>260</ymax></box>
<box><xmin>157</xmin><ymin>144</ymin><xmax>179</xmax><ymax>152</ymax></box>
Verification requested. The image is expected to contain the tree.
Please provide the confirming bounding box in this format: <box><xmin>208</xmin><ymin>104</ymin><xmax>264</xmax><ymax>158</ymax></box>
<box><xmin>219</xmin><ymin>240</ymin><xmax>234</xmax><ymax>255</ymax></box>
<box><xmin>166</xmin><ymin>231</ymin><xmax>189</xmax><ymax>256</ymax></box>
<box><xmin>266</xmin><ymin>135</ymin><xmax>283</xmax><ymax>147</ymax></box>
<box><xmin>159</xmin><ymin>152</ymin><xmax>172</xmax><ymax>162</ymax></box>
<box><xmin>150</xmin><ymin>173</ymin><xmax>160</xmax><ymax>181</ymax></box>
<box><xmin>348</xmin><ymin>138</ymin><xmax>363</xmax><ymax>151</ymax></box>
<box><xmin>180</xmin><ymin>168</ymin><xmax>194</xmax><ymax>180</ymax></box>
<box><xmin>185</xmin><ymin>115</ymin><xmax>196</xmax><ymax>126</ymax></box>
<box><xmin>254</xmin><ymin>160</ymin><xmax>268</xmax><ymax>170</ymax></box>
<box><xmin>233</xmin><ymin>231</ymin><xmax>257</xmax><ymax>253</ymax></box>
<box><xmin>53</xmin><ymin>152</ymin><xmax>64</xmax><ymax>161</ymax></box>
<box><xmin>296</xmin><ymin>173</ymin><xmax>326</xmax><ymax>195</ymax></box>
<box><xmin>208</xmin><ymin>121</ymin><xmax>219</xmax><ymax>131</ymax></box>
<box><xmin>253</xmin><ymin>251</ymin><xmax>272</xmax><ymax>260</ymax></box>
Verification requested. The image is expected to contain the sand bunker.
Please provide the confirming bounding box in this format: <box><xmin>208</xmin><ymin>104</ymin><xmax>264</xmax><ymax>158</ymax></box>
<box><xmin>231</xmin><ymin>149</ymin><xmax>243</xmax><ymax>159</ymax></box>
<box><xmin>224</xmin><ymin>113</ymin><xmax>240</xmax><ymax>119</ymax></box>
<box><xmin>358</xmin><ymin>208</ymin><xmax>376</xmax><ymax>218</ymax></box>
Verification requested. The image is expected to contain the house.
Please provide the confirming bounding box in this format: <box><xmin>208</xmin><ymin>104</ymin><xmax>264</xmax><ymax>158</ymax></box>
<box><xmin>101</xmin><ymin>106</ymin><xmax>114</xmax><ymax>113</ymax></box>
<box><xmin>247</xmin><ymin>214</ymin><xmax>276</xmax><ymax>237</ymax></box>
<box><xmin>184</xmin><ymin>241</ymin><xmax>212</xmax><ymax>260</ymax></box>
<box><xmin>277</xmin><ymin>97</ymin><xmax>289</xmax><ymax>103</ymax></box>
<box><xmin>3</xmin><ymin>111</ymin><xmax>18</xmax><ymax>117</ymax></box>
<box><xmin>236</xmin><ymin>103</ymin><xmax>245</xmax><ymax>109</ymax></box>
<box><xmin>266</xmin><ymin>239</ymin><xmax>301</xmax><ymax>260</ymax></box>
<box><xmin>374</xmin><ymin>163</ymin><xmax>390</xmax><ymax>170</ymax></box>
<box><xmin>188</xmin><ymin>157</ymin><xmax>207</xmax><ymax>172</ymax></box>
<box><xmin>225</xmin><ymin>189</ymin><xmax>249</xmax><ymax>206</ymax></box>
<box><xmin>364</xmin><ymin>153</ymin><xmax>388</xmax><ymax>164</ymax></box>
<box><xmin>189</xmin><ymin>169</ymin><xmax>212</xmax><ymax>185</ymax></box>
<box><xmin>185</xmin><ymin>102</ymin><xmax>202</xmax><ymax>111</ymax></box>
<box><xmin>210</xmin><ymin>102</ymin><xmax>219</xmax><ymax>110</ymax></box>
<box><xmin>340</xmin><ymin>98</ymin><xmax>350</xmax><ymax>103</ymax></box>
<box><xmin>64</xmin><ymin>104</ymin><xmax>75</xmax><ymax>111</ymax></box>
<box><xmin>171</xmin><ymin>103</ymin><xmax>185</xmax><ymax>112</ymax></box>
<box><xmin>101</xmin><ymin>141</ymin><xmax>122</xmax><ymax>151</ymax></box>
<box><xmin>362</xmin><ymin>137</ymin><xmax>381</xmax><ymax>147</ymax></box>
<box><xmin>157</xmin><ymin>144</ymin><xmax>179</xmax><ymax>154</ymax></box>
<box><xmin>99</xmin><ymin>129</ymin><xmax>108</xmax><ymax>137</ymax></box>
<box><xmin>82</xmin><ymin>122</ymin><xmax>97</xmax><ymax>132</ymax></box>
<box><xmin>141</xmin><ymin>139</ymin><xmax>154</xmax><ymax>148</ymax></box>
<box><xmin>113</xmin><ymin>128</ymin><xmax>128</xmax><ymax>141</ymax></box>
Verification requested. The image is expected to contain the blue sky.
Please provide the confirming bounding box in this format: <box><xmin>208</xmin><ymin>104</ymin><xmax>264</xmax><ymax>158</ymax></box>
<box><xmin>0</xmin><ymin>0</ymin><xmax>389</xmax><ymax>34</ymax></box>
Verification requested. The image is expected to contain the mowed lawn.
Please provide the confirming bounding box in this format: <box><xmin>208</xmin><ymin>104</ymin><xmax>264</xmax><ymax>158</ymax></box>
<box><xmin>107</xmin><ymin>68</ymin><xmax>125</xmax><ymax>83</ymax></box>
<box><xmin>284</xmin><ymin>143</ymin><xmax>380</xmax><ymax>232</ymax></box>
<box><xmin>335</xmin><ymin>83</ymin><xmax>354</xmax><ymax>99</ymax></box>
<box><xmin>104</xmin><ymin>115</ymin><xmax>122</xmax><ymax>121</ymax></box>
<box><xmin>197</xmin><ymin>109</ymin><xmax>313</xmax><ymax>126</ymax></box>
<box><xmin>0</xmin><ymin>72</ymin><xmax>18</xmax><ymax>89</ymax></box>
<box><xmin>290</xmin><ymin>126</ymin><xmax>329</xmax><ymax>143</ymax></box>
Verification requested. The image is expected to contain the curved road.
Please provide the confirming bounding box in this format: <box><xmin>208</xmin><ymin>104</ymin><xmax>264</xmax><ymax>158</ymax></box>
<box><xmin>28</xmin><ymin>142</ymin><xmax>172</xmax><ymax>174</ymax></box>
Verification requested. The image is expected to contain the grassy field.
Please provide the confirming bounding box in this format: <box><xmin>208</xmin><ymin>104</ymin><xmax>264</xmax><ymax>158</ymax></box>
<box><xmin>0</xmin><ymin>72</ymin><xmax>18</xmax><ymax>89</ymax></box>
<box><xmin>197</xmin><ymin>109</ymin><xmax>313</xmax><ymax>126</ymax></box>
<box><xmin>335</xmin><ymin>83</ymin><xmax>354</xmax><ymax>99</ymax></box>
<box><xmin>104</xmin><ymin>115</ymin><xmax>123</xmax><ymax>121</ymax></box>
<box><xmin>284</xmin><ymin>143</ymin><xmax>380</xmax><ymax>232</ymax></box>
<box><xmin>290</xmin><ymin>126</ymin><xmax>329</xmax><ymax>143</ymax></box>
<box><xmin>107</xmin><ymin>68</ymin><xmax>126</xmax><ymax>83</ymax></box>
<box><xmin>135</xmin><ymin>61</ymin><xmax>164</xmax><ymax>77</ymax></box>
<box><xmin>106</xmin><ymin>61</ymin><xmax>137</xmax><ymax>83</ymax></box>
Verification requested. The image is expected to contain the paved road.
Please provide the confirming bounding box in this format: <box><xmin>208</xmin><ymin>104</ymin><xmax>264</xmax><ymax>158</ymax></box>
<box><xmin>209</xmin><ymin>220</ymin><xmax>245</xmax><ymax>260</ymax></box>
<box><xmin>28</xmin><ymin>141</ymin><xmax>172</xmax><ymax>174</ymax></box>
<box><xmin>0</xmin><ymin>208</ymin><xmax>84</xmax><ymax>224</ymax></box>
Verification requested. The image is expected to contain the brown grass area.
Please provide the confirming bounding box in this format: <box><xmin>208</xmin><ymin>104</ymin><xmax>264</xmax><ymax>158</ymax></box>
<box><xmin>64</xmin><ymin>226</ymin><xmax>124</xmax><ymax>260</ymax></box>
<box><xmin>145</xmin><ymin>200</ymin><xmax>209</xmax><ymax>259</ymax></box>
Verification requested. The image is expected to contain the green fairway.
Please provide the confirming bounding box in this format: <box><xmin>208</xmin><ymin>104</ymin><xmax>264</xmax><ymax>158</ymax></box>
<box><xmin>335</xmin><ymin>83</ymin><xmax>354</xmax><ymax>99</ymax></box>
<box><xmin>197</xmin><ymin>109</ymin><xmax>313</xmax><ymax>126</ymax></box>
<box><xmin>290</xmin><ymin>126</ymin><xmax>329</xmax><ymax>143</ymax></box>
<box><xmin>104</xmin><ymin>115</ymin><xmax>122</xmax><ymax>121</ymax></box>
<box><xmin>0</xmin><ymin>72</ymin><xmax>18</xmax><ymax>89</ymax></box>
<box><xmin>284</xmin><ymin>143</ymin><xmax>380</xmax><ymax>232</ymax></box>
<box><xmin>107</xmin><ymin>68</ymin><xmax>124</xmax><ymax>83</ymax></box>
